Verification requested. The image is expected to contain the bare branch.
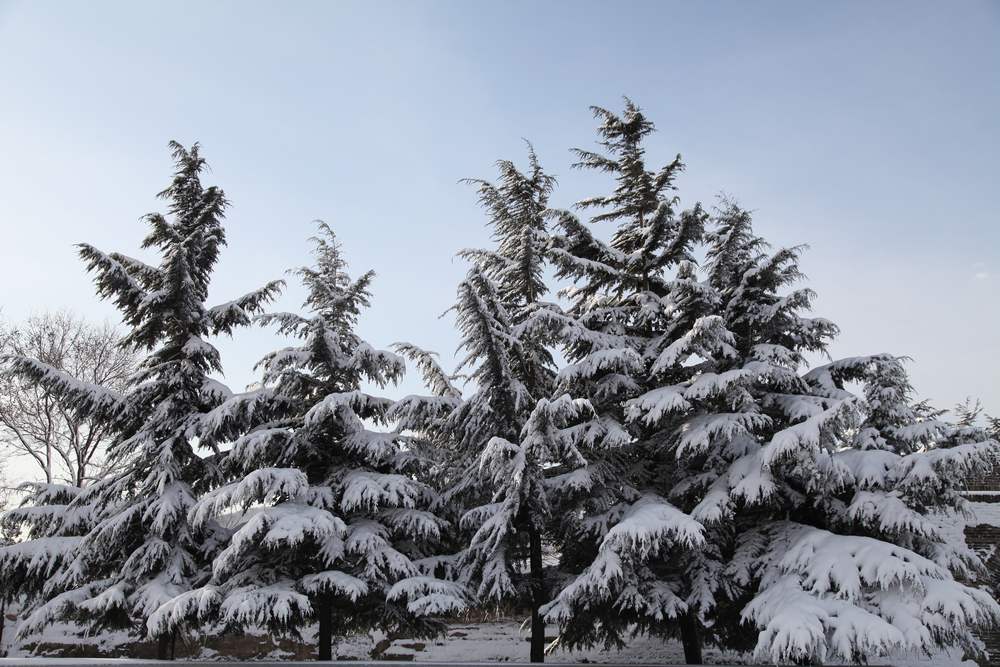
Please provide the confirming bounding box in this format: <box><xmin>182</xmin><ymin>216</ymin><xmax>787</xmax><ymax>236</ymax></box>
<box><xmin>0</xmin><ymin>311</ymin><xmax>139</xmax><ymax>486</ymax></box>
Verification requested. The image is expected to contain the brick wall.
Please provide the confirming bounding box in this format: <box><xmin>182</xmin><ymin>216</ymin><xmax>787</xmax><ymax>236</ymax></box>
<box><xmin>966</xmin><ymin>453</ymin><xmax>1000</xmax><ymax>491</ymax></box>
<box><xmin>965</xmin><ymin>456</ymin><xmax>1000</xmax><ymax>664</ymax></box>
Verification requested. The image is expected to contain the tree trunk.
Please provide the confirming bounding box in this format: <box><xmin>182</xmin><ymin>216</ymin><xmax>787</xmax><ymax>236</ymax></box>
<box><xmin>317</xmin><ymin>593</ymin><xmax>333</xmax><ymax>661</ymax></box>
<box><xmin>0</xmin><ymin>599</ymin><xmax>7</xmax><ymax>658</ymax></box>
<box><xmin>679</xmin><ymin>611</ymin><xmax>702</xmax><ymax>665</ymax></box>
<box><xmin>155</xmin><ymin>633</ymin><xmax>171</xmax><ymax>661</ymax></box>
<box><xmin>528</xmin><ymin>524</ymin><xmax>545</xmax><ymax>663</ymax></box>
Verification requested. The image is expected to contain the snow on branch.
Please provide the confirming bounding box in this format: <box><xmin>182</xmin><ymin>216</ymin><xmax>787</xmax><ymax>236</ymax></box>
<box><xmin>304</xmin><ymin>390</ymin><xmax>394</xmax><ymax>427</ymax></box>
<box><xmin>351</xmin><ymin>342</ymin><xmax>405</xmax><ymax>387</ymax></box>
<box><xmin>340</xmin><ymin>471</ymin><xmax>428</xmax><ymax>512</ymax></box>
<box><xmin>379</xmin><ymin>508</ymin><xmax>446</xmax><ymax>541</ymax></box>
<box><xmin>189</xmin><ymin>468</ymin><xmax>308</xmax><ymax>526</ymax></box>
<box><xmin>16</xmin><ymin>583</ymin><xmax>104</xmax><ymax>638</ymax></box>
<box><xmin>896</xmin><ymin>441</ymin><xmax>998</xmax><ymax>493</ymax></box>
<box><xmin>387</xmin><ymin>575</ymin><xmax>467</xmax><ymax>616</ymax></box>
<box><xmin>201</xmin><ymin>387</ymin><xmax>278</xmax><ymax>435</ymax></box>
<box><xmin>255</xmin><ymin>310</ymin><xmax>311</xmax><ymax>338</ymax></box>
<box><xmin>558</xmin><ymin>348</ymin><xmax>644</xmax><ymax>385</ymax></box>
<box><xmin>603</xmin><ymin>494</ymin><xmax>704</xmax><ymax>557</ymax></box>
<box><xmin>214</xmin><ymin>504</ymin><xmax>346</xmax><ymax>579</ymax></box>
<box><xmin>742</xmin><ymin>522</ymin><xmax>1000</xmax><ymax>663</ymax></box>
<box><xmin>217</xmin><ymin>582</ymin><xmax>312</xmax><ymax>630</ymax></box>
<box><xmin>206</xmin><ymin>280</ymin><xmax>284</xmax><ymax>336</ymax></box>
<box><xmin>387</xmin><ymin>394</ymin><xmax>461</xmax><ymax>431</ymax></box>
<box><xmin>650</xmin><ymin>315</ymin><xmax>737</xmax><ymax>374</ymax></box>
<box><xmin>847</xmin><ymin>490</ymin><xmax>939</xmax><ymax>538</ymax></box>
<box><xmin>676</xmin><ymin>413</ymin><xmax>771</xmax><ymax>458</ymax></box>
<box><xmin>392</xmin><ymin>342</ymin><xmax>462</xmax><ymax>399</ymax></box>
<box><xmin>625</xmin><ymin>385</ymin><xmax>691</xmax><ymax>426</ymax></box>
<box><xmin>2</xmin><ymin>356</ymin><xmax>122</xmax><ymax>422</ymax></box>
<box><xmin>147</xmin><ymin>585</ymin><xmax>220</xmax><ymax>636</ymax></box>
<box><xmin>77</xmin><ymin>243</ymin><xmax>149</xmax><ymax>320</ymax></box>
<box><xmin>546</xmin><ymin>495</ymin><xmax>704</xmax><ymax>625</ymax></box>
<box><xmin>299</xmin><ymin>570</ymin><xmax>368</xmax><ymax>599</ymax></box>
<box><xmin>344</xmin><ymin>520</ymin><xmax>419</xmax><ymax>580</ymax></box>
<box><xmin>0</xmin><ymin>536</ymin><xmax>81</xmax><ymax>581</ymax></box>
<box><xmin>759</xmin><ymin>399</ymin><xmax>854</xmax><ymax>466</ymax></box>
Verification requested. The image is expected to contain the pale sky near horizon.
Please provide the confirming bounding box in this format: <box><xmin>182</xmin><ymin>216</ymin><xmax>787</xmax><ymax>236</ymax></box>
<box><xmin>1</xmin><ymin>1</ymin><xmax>998</xmax><ymax>483</ymax></box>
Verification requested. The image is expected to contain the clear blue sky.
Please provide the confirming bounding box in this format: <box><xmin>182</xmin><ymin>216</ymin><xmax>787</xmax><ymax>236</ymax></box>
<box><xmin>1</xmin><ymin>1</ymin><xmax>998</xmax><ymax>455</ymax></box>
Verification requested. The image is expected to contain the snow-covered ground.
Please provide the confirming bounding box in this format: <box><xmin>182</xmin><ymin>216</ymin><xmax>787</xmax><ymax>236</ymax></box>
<box><xmin>0</xmin><ymin>620</ymin><xmax>975</xmax><ymax>665</ymax></box>
<box><xmin>376</xmin><ymin>622</ymin><xmax>971</xmax><ymax>666</ymax></box>
<box><xmin>970</xmin><ymin>501</ymin><xmax>1000</xmax><ymax>528</ymax></box>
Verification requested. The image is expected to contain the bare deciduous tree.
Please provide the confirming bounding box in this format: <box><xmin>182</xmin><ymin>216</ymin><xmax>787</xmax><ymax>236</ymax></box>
<box><xmin>0</xmin><ymin>311</ymin><xmax>137</xmax><ymax>487</ymax></box>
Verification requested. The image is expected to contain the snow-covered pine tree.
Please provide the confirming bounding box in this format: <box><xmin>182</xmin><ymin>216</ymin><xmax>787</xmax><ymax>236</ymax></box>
<box><xmin>791</xmin><ymin>351</ymin><xmax>1000</xmax><ymax>660</ymax></box>
<box><xmin>149</xmin><ymin>224</ymin><xmax>465</xmax><ymax>661</ymax></box>
<box><xmin>537</xmin><ymin>100</ymin><xmax>711</xmax><ymax>662</ymax></box>
<box><xmin>393</xmin><ymin>148</ymin><xmax>583</xmax><ymax>663</ymax></box>
<box><xmin>944</xmin><ymin>397</ymin><xmax>995</xmax><ymax>449</ymax></box>
<box><xmin>0</xmin><ymin>485</ymin><xmax>14</xmax><ymax>656</ymax></box>
<box><xmin>629</xmin><ymin>197</ymin><xmax>1000</xmax><ymax>663</ymax></box>
<box><xmin>618</xmin><ymin>198</ymin><xmax>846</xmax><ymax>660</ymax></box>
<box><xmin>2</xmin><ymin>142</ymin><xmax>281</xmax><ymax>659</ymax></box>
<box><xmin>458</xmin><ymin>143</ymin><xmax>555</xmax><ymax>325</ymax></box>
<box><xmin>539</xmin><ymin>100</ymin><xmax>999</xmax><ymax>664</ymax></box>
<box><xmin>989</xmin><ymin>414</ymin><xmax>1000</xmax><ymax>442</ymax></box>
<box><xmin>0</xmin><ymin>482</ymin><xmax>95</xmax><ymax>652</ymax></box>
<box><xmin>457</xmin><ymin>146</ymin><xmax>565</xmax><ymax>664</ymax></box>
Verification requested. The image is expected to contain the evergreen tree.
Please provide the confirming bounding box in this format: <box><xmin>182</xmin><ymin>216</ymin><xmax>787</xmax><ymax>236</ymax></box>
<box><xmin>150</xmin><ymin>224</ymin><xmax>465</xmax><ymax>661</ymax></box>
<box><xmin>542</xmin><ymin>101</ymin><xmax>1000</xmax><ymax>664</ymax></box>
<box><xmin>2</xmin><ymin>142</ymin><xmax>281</xmax><ymax>659</ymax></box>
<box><xmin>0</xmin><ymin>481</ymin><xmax>95</xmax><ymax>654</ymax></box>
<box><xmin>457</xmin><ymin>148</ymin><xmax>564</xmax><ymax>664</ymax></box>
<box><xmin>459</xmin><ymin>143</ymin><xmax>555</xmax><ymax>320</ymax></box>
<box><xmin>0</xmin><ymin>478</ymin><xmax>15</xmax><ymax>656</ymax></box>
<box><xmin>395</xmin><ymin>148</ymin><xmax>579</xmax><ymax>662</ymax></box>
<box><xmin>629</xmin><ymin>198</ymin><xmax>1000</xmax><ymax>663</ymax></box>
<box><xmin>534</xmin><ymin>101</ymin><xmax>710</xmax><ymax>662</ymax></box>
